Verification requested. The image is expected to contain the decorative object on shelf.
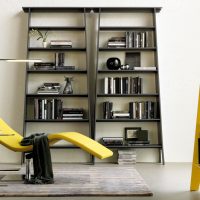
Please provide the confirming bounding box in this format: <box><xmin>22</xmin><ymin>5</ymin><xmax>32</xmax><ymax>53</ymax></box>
<box><xmin>63</xmin><ymin>76</ymin><xmax>73</xmax><ymax>94</ymax></box>
<box><xmin>124</xmin><ymin>127</ymin><xmax>141</xmax><ymax>141</ymax></box>
<box><xmin>106</xmin><ymin>57</ymin><xmax>121</xmax><ymax>70</ymax></box>
<box><xmin>125</xmin><ymin>52</ymin><xmax>141</xmax><ymax>68</ymax></box>
<box><xmin>29</xmin><ymin>29</ymin><xmax>49</xmax><ymax>48</ymax></box>
<box><xmin>124</xmin><ymin>127</ymin><xmax>149</xmax><ymax>145</ymax></box>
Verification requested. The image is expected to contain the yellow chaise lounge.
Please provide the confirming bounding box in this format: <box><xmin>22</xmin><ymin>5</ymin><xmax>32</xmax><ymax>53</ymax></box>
<box><xmin>0</xmin><ymin>118</ymin><xmax>113</xmax><ymax>159</ymax></box>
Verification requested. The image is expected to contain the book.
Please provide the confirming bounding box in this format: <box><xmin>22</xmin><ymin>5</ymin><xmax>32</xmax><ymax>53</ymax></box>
<box><xmin>134</xmin><ymin>66</ymin><xmax>157</xmax><ymax>71</ymax></box>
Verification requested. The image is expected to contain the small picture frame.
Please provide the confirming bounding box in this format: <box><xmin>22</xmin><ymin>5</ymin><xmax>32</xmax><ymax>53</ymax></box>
<box><xmin>124</xmin><ymin>127</ymin><xmax>141</xmax><ymax>141</ymax></box>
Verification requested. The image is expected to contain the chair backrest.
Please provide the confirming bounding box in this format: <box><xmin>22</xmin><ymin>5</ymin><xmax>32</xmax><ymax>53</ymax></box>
<box><xmin>0</xmin><ymin>118</ymin><xmax>26</xmax><ymax>152</ymax></box>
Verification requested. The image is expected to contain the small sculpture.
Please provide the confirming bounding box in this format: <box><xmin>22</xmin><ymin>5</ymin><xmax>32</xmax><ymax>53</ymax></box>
<box><xmin>63</xmin><ymin>77</ymin><xmax>73</xmax><ymax>94</ymax></box>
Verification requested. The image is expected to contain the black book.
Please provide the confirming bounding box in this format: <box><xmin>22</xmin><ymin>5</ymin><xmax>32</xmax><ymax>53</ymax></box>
<box><xmin>122</xmin><ymin>77</ymin><xmax>129</xmax><ymax>94</ymax></box>
<box><xmin>38</xmin><ymin>99</ymin><xmax>42</xmax><ymax>119</ymax></box>
<box><xmin>47</xmin><ymin>99</ymin><xmax>52</xmax><ymax>120</ymax></box>
<box><xmin>115</xmin><ymin>77</ymin><xmax>120</xmax><ymax>94</ymax></box>
<box><xmin>34</xmin><ymin>98</ymin><xmax>39</xmax><ymax>120</ymax></box>
<box><xmin>34</xmin><ymin>62</ymin><xmax>55</xmax><ymax>67</ymax></box>
<box><xmin>138</xmin><ymin>77</ymin><xmax>142</xmax><ymax>94</ymax></box>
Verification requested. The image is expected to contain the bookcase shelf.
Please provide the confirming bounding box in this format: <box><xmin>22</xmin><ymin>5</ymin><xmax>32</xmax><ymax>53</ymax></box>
<box><xmin>29</xmin><ymin>26</ymin><xmax>86</xmax><ymax>31</ymax></box>
<box><xmin>26</xmin><ymin>94</ymin><xmax>88</xmax><ymax>97</ymax></box>
<box><xmin>25</xmin><ymin>119</ymin><xmax>89</xmax><ymax>122</ymax></box>
<box><xmin>100</xmin><ymin>26</ymin><xmax>155</xmax><ymax>31</ymax></box>
<box><xmin>104</xmin><ymin>144</ymin><xmax>162</xmax><ymax>149</ymax></box>
<box><xmin>27</xmin><ymin>70</ymin><xmax>87</xmax><ymax>74</ymax></box>
<box><xmin>97</xmin><ymin>93</ymin><xmax>159</xmax><ymax>97</ymax></box>
<box><xmin>99</xmin><ymin>47</ymin><xmax>156</xmax><ymax>51</ymax></box>
<box><xmin>96</xmin><ymin>119</ymin><xmax>160</xmax><ymax>122</ymax></box>
<box><xmin>28</xmin><ymin>47</ymin><xmax>86</xmax><ymax>51</ymax></box>
<box><xmin>98</xmin><ymin>69</ymin><xmax>158</xmax><ymax>73</ymax></box>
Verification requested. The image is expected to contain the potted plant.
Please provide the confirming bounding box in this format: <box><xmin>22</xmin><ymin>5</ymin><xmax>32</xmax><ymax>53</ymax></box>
<box><xmin>29</xmin><ymin>29</ymin><xmax>49</xmax><ymax>48</ymax></box>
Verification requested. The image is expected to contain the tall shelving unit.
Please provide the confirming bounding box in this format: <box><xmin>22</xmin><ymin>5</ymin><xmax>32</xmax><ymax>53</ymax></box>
<box><xmin>94</xmin><ymin>8</ymin><xmax>164</xmax><ymax>164</ymax></box>
<box><xmin>22</xmin><ymin>7</ymin><xmax>164</xmax><ymax>164</ymax></box>
<box><xmin>22</xmin><ymin>7</ymin><xmax>93</xmax><ymax>163</ymax></box>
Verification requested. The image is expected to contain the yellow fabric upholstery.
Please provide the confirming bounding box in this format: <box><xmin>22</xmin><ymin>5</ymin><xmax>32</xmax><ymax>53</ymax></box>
<box><xmin>0</xmin><ymin>118</ymin><xmax>113</xmax><ymax>159</ymax></box>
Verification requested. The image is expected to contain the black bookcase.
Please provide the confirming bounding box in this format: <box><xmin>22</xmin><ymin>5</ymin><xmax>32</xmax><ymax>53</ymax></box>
<box><xmin>94</xmin><ymin>8</ymin><xmax>164</xmax><ymax>164</ymax></box>
<box><xmin>22</xmin><ymin>7</ymin><xmax>93</xmax><ymax>163</ymax></box>
<box><xmin>23</xmin><ymin>7</ymin><xmax>164</xmax><ymax>164</ymax></box>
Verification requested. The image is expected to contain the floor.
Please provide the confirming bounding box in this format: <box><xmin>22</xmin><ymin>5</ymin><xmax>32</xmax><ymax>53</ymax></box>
<box><xmin>0</xmin><ymin>163</ymin><xmax>200</xmax><ymax>200</ymax></box>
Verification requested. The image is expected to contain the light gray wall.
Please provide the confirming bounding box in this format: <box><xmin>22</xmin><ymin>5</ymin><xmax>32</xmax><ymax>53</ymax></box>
<box><xmin>0</xmin><ymin>0</ymin><xmax>199</xmax><ymax>163</ymax></box>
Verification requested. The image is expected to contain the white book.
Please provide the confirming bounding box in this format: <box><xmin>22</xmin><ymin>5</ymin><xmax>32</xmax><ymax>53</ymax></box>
<box><xmin>110</xmin><ymin>77</ymin><xmax>114</xmax><ymax>94</ymax></box>
<box><xmin>52</xmin><ymin>99</ymin><xmax>55</xmax><ymax>119</ymax></box>
<box><xmin>42</xmin><ymin>99</ymin><xmax>44</xmax><ymax>119</ymax></box>
<box><xmin>104</xmin><ymin>77</ymin><xmax>108</xmax><ymax>94</ymax></box>
<box><xmin>134</xmin><ymin>66</ymin><xmax>156</xmax><ymax>71</ymax></box>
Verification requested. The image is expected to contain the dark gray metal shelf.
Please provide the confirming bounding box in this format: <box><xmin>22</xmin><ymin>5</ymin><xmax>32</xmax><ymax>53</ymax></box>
<box><xmin>28</xmin><ymin>47</ymin><xmax>86</xmax><ymax>51</ymax></box>
<box><xmin>23</xmin><ymin>7</ymin><xmax>161</xmax><ymax>13</ymax></box>
<box><xmin>99</xmin><ymin>47</ymin><xmax>156</xmax><ymax>51</ymax></box>
<box><xmin>104</xmin><ymin>144</ymin><xmax>162</xmax><ymax>148</ymax></box>
<box><xmin>98</xmin><ymin>69</ymin><xmax>158</xmax><ymax>73</ymax></box>
<box><xmin>97</xmin><ymin>93</ymin><xmax>159</xmax><ymax>97</ymax></box>
<box><xmin>100</xmin><ymin>26</ymin><xmax>155</xmax><ymax>31</ymax></box>
<box><xmin>29</xmin><ymin>26</ymin><xmax>85</xmax><ymax>31</ymax></box>
<box><xmin>25</xmin><ymin>119</ymin><xmax>89</xmax><ymax>122</ymax></box>
<box><xmin>26</xmin><ymin>94</ymin><xmax>88</xmax><ymax>97</ymax></box>
<box><xmin>27</xmin><ymin>69</ymin><xmax>87</xmax><ymax>74</ymax></box>
<box><xmin>96</xmin><ymin>119</ymin><xmax>160</xmax><ymax>122</ymax></box>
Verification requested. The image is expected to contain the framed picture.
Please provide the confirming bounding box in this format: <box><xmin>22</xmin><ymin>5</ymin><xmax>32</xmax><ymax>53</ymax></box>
<box><xmin>124</xmin><ymin>127</ymin><xmax>141</xmax><ymax>141</ymax></box>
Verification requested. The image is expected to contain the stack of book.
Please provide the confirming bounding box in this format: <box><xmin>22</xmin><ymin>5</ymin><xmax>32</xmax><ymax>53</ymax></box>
<box><xmin>129</xmin><ymin>101</ymin><xmax>159</xmax><ymax>119</ymax></box>
<box><xmin>32</xmin><ymin>62</ymin><xmax>55</xmax><ymax>70</ymax></box>
<box><xmin>125</xmin><ymin>31</ymin><xmax>154</xmax><ymax>48</ymax></box>
<box><xmin>102</xmin><ymin>137</ymin><xmax>123</xmax><ymax>146</ymax></box>
<box><xmin>118</xmin><ymin>150</ymin><xmax>137</xmax><ymax>165</ymax></box>
<box><xmin>37</xmin><ymin>83</ymin><xmax>61</xmax><ymax>94</ymax></box>
<box><xmin>50</xmin><ymin>40</ymin><xmax>72</xmax><ymax>48</ymax></box>
<box><xmin>104</xmin><ymin>76</ymin><xmax>142</xmax><ymax>94</ymax></box>
<box><xmin>107</xmin><ymin>37</ymin><xmax>126</xmax><ymax>48</ymax></box>
<box><xmin>34</xmin><ymin>98</ymin><xmax>63</xmax><ymax>120</ymax></box>
<box><xmin>62</xmin><ymin>108</ymin><xmax>84</xmax><ymax>120</ymax></box>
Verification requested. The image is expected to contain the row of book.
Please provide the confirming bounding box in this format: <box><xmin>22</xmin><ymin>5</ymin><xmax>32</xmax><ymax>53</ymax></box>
<box><xmin>129</xmin><ymin>101</ymin><xmax>159</xmax><ymax>119</ymax></box>
<box><xmin>107</xmin><ymin>31</ymin><xmax>154</xmax><ymax>48</ymax></box>
<box><xmin>34</xmin><ymin>98</ymin><xmax>85</xmax><ymax>120</ymax></box>
<box><xmin>125</xmin><ymin>31</ymin><xmax>154</xmax><ymax>48</ymax></box>
<box><xmin>104</xmin><ymin>76</ymin><xmax>142</xmax><ymax>94</ymax></box>
<box><xmin>103</xmin><ymin>101</ymin><xmax>159</xmax><ymax>119</ymax></box>
<box><xmin>118</xmin><ymin>150</ymin><xmax>136</xmax><ymax>165</ymax></box>
<box><xmin>34</xmin><ymin>98</ymin><xmax>63</xmax><ymax>120</ymax></box>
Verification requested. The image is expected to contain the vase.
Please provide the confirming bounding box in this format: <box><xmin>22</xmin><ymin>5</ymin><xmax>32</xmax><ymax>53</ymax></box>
<box><xmin>63</xmin><ymin>77</ymin><xmax>73</xmax><ymax>94</ymax></box>
<box><xmin>43</xmin><ymin>41</ymin><xmax>47</xmax><ymax>48</ymax></box>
